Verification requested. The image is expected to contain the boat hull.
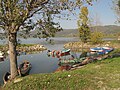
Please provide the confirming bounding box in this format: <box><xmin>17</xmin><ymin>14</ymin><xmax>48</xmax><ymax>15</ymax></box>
<box><xmin>18</xmin><ymin>61</ymin><xmax>32</xmax><ymax>76</ymax></box>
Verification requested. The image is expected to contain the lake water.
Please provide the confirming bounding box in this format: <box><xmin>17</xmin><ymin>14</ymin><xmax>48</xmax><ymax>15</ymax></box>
<box><xmin>0</xmin><ymin>37</ymin><xmax>79</xmax><ymax>84</ymax></box>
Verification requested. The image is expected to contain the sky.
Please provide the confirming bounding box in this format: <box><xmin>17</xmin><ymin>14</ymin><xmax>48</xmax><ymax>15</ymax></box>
<box><xmin>59</xmin><ymin>0</ymin><xmax>118</xmax><ymax>29</ymax></box>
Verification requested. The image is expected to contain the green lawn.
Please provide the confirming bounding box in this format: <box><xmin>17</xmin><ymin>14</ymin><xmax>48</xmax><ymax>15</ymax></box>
<box><xmin>3</xmin><ymin>57</ymin><xmax>120</xmax><ymax>90</ymax></box>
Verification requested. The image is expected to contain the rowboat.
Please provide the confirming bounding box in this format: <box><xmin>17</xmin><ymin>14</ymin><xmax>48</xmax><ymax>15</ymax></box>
<box><xmin>3</xmin><ymin>61</ymin><xmax>32</xmax><ymax>84</ymax></box>
<box><xmin>55</xmin><ymin>65</ymin><xmax>72</xmax><ymax>72</ymax></box>
<box><xmin>59</xmin><ymin>49</ymin><xmax>70</xmax><ymax>56</ymax></box>
<box><xmin>47</xmin><ymin>49</ymin><xmax>70</xmax><ymax>57</ymax></box>
<box><xmin>18</xmin><ymin>60</ymin><xmax>32</xmax><ymax>76</ymax></box>
<box><xmin>58</xmin><ymin>57</ymin><xmax>85</xmax><ymax>65</ymax></box>
<box><xmin>90</xmin><ymin>47</ymin><xmax>114</xmax><ymax>55</ymax></box>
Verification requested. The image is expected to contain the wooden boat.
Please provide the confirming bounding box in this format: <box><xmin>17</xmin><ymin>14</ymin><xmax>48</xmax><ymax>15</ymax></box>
<box><xmin>58</xmin><ymin>57</ymin><xmax>85</xmax><ymax>65</ymax></box>
<box><xmin>47</xmin><ymin>49</ymin><xmax>70</xmax><ymax>58</ymax></box>
<box><xmin>3</xmin><ymin>61</ymin><xmax>31</xmax><ymax>84</ymax></box>
<box><xmin>55</xmin><ymin>65</ymin><xmax>72</xmax><ymax>72</ymax></box>
<box><xmin>18</xmin><ymin>60</ymin><xmax>32</xmax><ymax>76</ymax></box>
<box><xmin>3</xmin><ymin>72</ymin><xmax>11</xmax><ymax>84</ymax></box>
<box><xmin>59</xmin><ymin>49</ymin><xmax>70</xmax><ymax>56</ymax></box>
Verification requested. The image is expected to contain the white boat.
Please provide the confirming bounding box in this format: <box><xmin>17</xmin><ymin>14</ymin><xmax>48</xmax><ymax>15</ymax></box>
<box><xmin>0</xmin><ymin>51</ymin><xmax>4</xmax><ymax>57</ymax></box>
<box><xmin>90</xmin><ymin>47</ymin><xmax>114</xmax><ymax>55</ymax></box>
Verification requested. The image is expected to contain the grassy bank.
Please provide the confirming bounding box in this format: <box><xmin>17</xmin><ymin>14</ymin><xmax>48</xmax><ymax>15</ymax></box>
<box><xmin>3</xmin><ymin>57</ymin><xmax>120</xmax><ymax>90</ymax></box>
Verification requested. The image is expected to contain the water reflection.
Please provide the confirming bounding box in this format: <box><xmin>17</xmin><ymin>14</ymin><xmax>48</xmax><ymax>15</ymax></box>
<box><xmin>0</xmin><ymin>37</ymin><xmax>79</xmax><ymax>84</ymax></box>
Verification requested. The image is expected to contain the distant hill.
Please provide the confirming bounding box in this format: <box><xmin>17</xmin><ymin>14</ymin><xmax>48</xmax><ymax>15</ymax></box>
<box><xmin>1</xmin><ymin>25</ymin><xmax>120</xmax><ymax>38</ymax></box>
<box><xmin>56</xmin><ymin>25</ymin><xmax>120</xmax><ymax>37</ymax></box>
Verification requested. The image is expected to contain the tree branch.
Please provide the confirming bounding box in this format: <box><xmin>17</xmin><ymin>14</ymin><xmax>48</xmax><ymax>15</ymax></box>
<box><xmin>16</xmin><ymin>0</ymin><xmax>49</xmax><ymax>31</ymax></box>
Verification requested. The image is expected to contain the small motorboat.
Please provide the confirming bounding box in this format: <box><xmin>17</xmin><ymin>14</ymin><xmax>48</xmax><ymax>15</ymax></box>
<box><xmin>3</xmin><ymin>72</ymin><xmax>11</xmax><ymax>84</ymax></box>
<box><xmin>18</xmin><ymin>60</ymin><xmax>32</xmax><ymax>76</ymax></box>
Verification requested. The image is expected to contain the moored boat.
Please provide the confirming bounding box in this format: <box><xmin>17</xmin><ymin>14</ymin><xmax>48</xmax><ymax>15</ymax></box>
<box><xmin>3</xmin><ymin>60</ymin><xmax>32</xmax><ymax>84</ymax></box>
<box><xmin>58</xmin><ymin>57</ymin><xmax>85</xmax><ymax>65</ymax></box>
<box><xmin>0</xmin><ymin>51</ymin><xmax>5</xmax><ymax>61</ymax></box>
<box><xmin>18</xmin><ymin>60</ymin><xmax>32</xmax><ymax>76</ymax></box>
<box><xmin>90</xmin><ymin>47</ymin><xmax>114</xmax><ymax>55</ymax></box>
<box><xmin>59</xmin><ymin>49</ymin><xmax>70</xmax><ymax>56</ymax></box>
<box><xmin>47</xmin><ymin>49</ymin><xmax>71</xmax><ymax>58</ymax></box>
<box><xmin>55</xmin><ymin>65</ymin><xmax>72</xmax><ymax>72</ymax></box>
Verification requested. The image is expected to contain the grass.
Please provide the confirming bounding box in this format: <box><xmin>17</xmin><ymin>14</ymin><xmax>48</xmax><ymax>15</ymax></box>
<box><xmin>3</xmin><ymin>57</ymin><xmax>120</xmax><ymax>90</ymax></box>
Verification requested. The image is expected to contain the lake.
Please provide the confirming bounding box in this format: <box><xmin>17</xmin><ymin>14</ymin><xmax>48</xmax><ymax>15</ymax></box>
<box><xmin>0</xmin><ymin>37</ymin><xmax>79</xmax><ymax>84</ymax></box>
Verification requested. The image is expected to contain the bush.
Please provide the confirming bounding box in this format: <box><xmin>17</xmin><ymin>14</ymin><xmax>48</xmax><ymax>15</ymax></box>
<box><xmin>90</xmin><ymin>31</ymin><xmax>104</xmax><ymax>44</ymax></box>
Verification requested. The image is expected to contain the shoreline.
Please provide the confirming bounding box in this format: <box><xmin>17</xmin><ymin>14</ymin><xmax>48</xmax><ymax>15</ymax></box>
<box><xmin>64</xmin><ymin>41</ymin><xmax>120</xmax><ymax>52</ymax></box>
<box><xmin>0</xmin><ymin>44</ymin><xmax>47</xmax><ymax>55</ymax></box>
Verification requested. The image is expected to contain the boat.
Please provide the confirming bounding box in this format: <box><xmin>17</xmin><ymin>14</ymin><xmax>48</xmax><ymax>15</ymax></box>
<box><xmin>18</xmin><ymin>60</ymin><xmax>32</xmax><ymax>76</ymax></box>
<box><xmin>3</xmin><ymin>72</ymin><xmax>11</xmax><ymax>84</ymax></box>
<box><xmin>55</xmin><ymin>65</ymin><xmax>72</xmax><ymax>72</ymax></box>
<box><xmin>59</xmin><ymin>49</ymin><xmax>71</xmax><ymax>56</ymax></box>
<box><xmin>47</xmin><ymin>49</ymin><xmax>71</xmax><ymax>58</ymax></box>
<box><xmin>90</xmin><ymin>47</ymin><xmax>114</xmax><ymax>55</ymax></box>
<box><xmin>58</xmin><ymin>57</ymin><xmax>85</xmax><ymax>65</ymax></box>
<box><xmin>3</xmin><ymin>61</ymin><xmax>32</xmax><ymax>84</ymax></box>
<box><xmin>0</xmin><ymin>51</ymin><xmax>5</xmax><ymax>60</ymax></box>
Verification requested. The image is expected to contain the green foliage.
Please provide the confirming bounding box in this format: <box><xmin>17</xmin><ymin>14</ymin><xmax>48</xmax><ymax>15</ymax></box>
<box><xmin>77</xmin><ymin>6</ymin><xmax>90</xmax><ymax>43</ymax></box>
<box><xmin>0</xmin><ymin>0</ymin><xmax>95</xmax><ymax>39</ymax></box>
<box><xmin>90</xmin><ymin>31</ymin><xmax>104</xmax><ymax>44</ymax></box>
<box><xmin>3</xmin><ymin>57</ymin><xmax>120</xmax><ymax>90</ymax></box>
<box><xmin>108</xmin><ymin>48</ymin><xmax>120</xmax><ymax>55</ymax></box>
<box><xmin>110</xmin><ymin>40</ymin><xmax>120</xmax><ymax>43</ymax></box>
<box><xmin>0</xmin><ymin>0</ymin><xmax>96</xmax><ymax>79</ymax></box>
<box><xmin>114</xmin><ymin>0</ymin><xmax>120</xmax><ymax>22</ymax></box>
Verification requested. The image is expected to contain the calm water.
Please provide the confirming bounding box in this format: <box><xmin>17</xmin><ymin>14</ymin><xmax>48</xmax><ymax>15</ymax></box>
<box><xmin>0</xmin><ymin>37</ymin><xmax>79</xmax><ymax>84</ymax></box>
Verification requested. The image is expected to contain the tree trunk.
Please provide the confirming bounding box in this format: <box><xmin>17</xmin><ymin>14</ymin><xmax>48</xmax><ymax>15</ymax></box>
<box><xmin>8</xmin><ymin>33</ymin><xmax>18</xmax><ymax>79</ymax></box>
<box><xmin>81</xmin><ymin>41</ymin><xmax>84</xmax><ymax>53</ymax></box>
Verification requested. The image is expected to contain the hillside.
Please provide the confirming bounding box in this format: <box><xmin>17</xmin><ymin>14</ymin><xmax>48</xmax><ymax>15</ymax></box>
<box><xmin>3</xmin><ymin>57</ymin><xmax>120</xmax><ymax>90</ymax></box>
<box><xmin>0</xmin><ymin>25</ymin><xmax>120</xmax><ymax>38</ymax></box>
<box><xmin>56</xmin><ymin>25</ymin><xmax>120</xmax><ymax>37</ymax></box>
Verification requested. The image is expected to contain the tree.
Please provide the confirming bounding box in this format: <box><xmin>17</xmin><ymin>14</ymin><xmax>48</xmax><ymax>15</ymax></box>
<box><xmin>77</xmin><ymin>6</ymin><xmax>90</xmax><ymax>52</ymax></box>
<box><xmin>114</xmin><ymin>0</ymin><xmax>120</xmax><ymax>22</ymax></box>
<box><xmin>0</xmin><ymin>0</ymin><xmax>95</xmax><ymax>79</ymax></box>
<box><xmin>77</xmin><ymin>6</ymin><xmax>90</xmax><ymax>43</ymax></box>
<box><xmin>90</xmin><ymin>31</ymin><xmax>104</xmax><ymax>44</ymax></box>
<box><xmin>89</xmin><ymin>12</ymin><xmax>103</xmax><ymax>44</ymax></box>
